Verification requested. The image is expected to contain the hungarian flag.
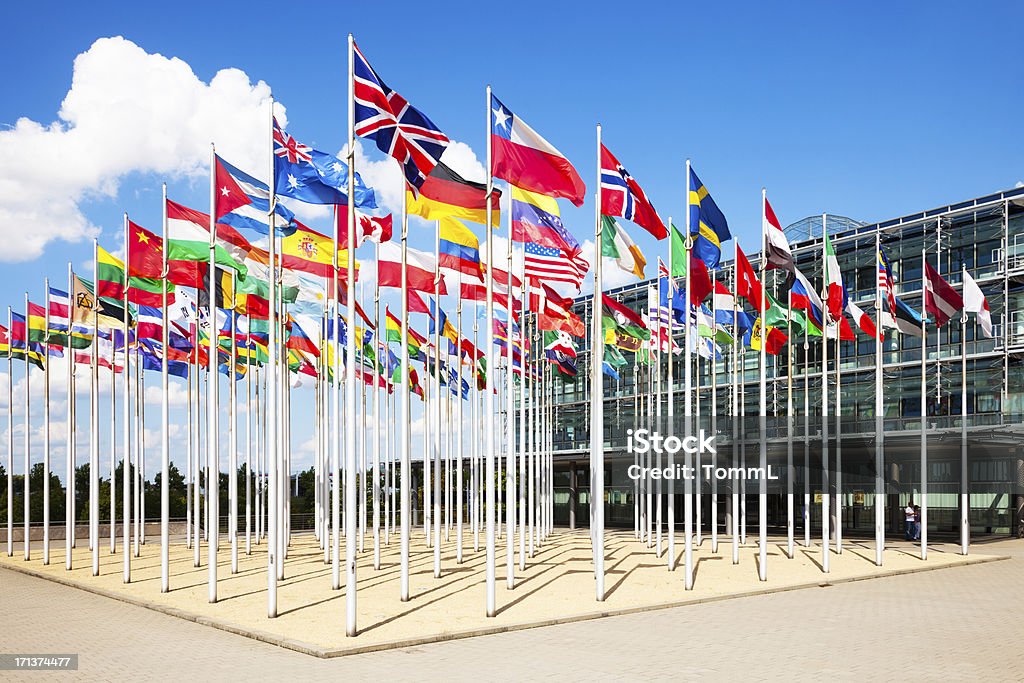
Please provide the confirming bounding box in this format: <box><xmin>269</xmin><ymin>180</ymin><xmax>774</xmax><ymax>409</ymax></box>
<box><xmin>165</xmin><ymin>200</ymin><xmax>248</xmax><ymax>285</ymax></box>
<box><xmin>599</xmin><ymin>144</ymin><xmax>667</xmax><ymax>240</ymax></box>
<box><xmin>734</xmin><ymin>245</ymin><xmax>764</xmax><ymax>313</ymax></box>
<box><xmin>923</xmin><ymin>262</ymin><xmax>963</xmax><ymax>327</ymax></box>
<box><xmin>962</xmin><ymin>270</ymin><xmax>993</xmax><ymax>338</ymax></box>
<box><xmin>377</xmin><ymin>242</ymin><xmax>446</xmax><ymax>294</ymax></box>
<box><xmin>823</xmin><ymin>231</ymin><xmax>845</xmax><ymax>322</ymax></box>
<box><xmin>489</xmin><ymin>94</ymin><xmax>585</xmax><ymax>206</ymax></box>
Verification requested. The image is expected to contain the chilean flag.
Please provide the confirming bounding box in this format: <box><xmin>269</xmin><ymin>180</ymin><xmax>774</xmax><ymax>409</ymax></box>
<box><xmin>490</xmin><ymin>94</ymin><xmax>586</xmax><ymax>207</ymax></box>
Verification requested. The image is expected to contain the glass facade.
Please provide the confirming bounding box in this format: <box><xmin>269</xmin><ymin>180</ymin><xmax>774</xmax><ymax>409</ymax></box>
<box><xmin>538</xmin><ymin>188</ymin><xmax>1024</xmax><ymax>538</ymax></box>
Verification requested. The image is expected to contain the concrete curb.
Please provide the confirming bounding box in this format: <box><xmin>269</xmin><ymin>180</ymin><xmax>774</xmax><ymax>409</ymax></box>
<box><xmin>1</xmin><ymin>553</ymin><xmax>1009</xmax><ymax>659</ymax></box>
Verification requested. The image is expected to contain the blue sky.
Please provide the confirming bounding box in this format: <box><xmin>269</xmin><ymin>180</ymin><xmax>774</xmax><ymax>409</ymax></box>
<box><xmin>0</xmin><ymin>1</ymin><xmax>1022</xmax><ymax>477</ymax></box>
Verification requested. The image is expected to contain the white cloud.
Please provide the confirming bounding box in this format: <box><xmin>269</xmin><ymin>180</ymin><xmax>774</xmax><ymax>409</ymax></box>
<box><xmin>0</xmin><ymin>36</ymin><xmax>284</xmax><ymax>261</ymax></box>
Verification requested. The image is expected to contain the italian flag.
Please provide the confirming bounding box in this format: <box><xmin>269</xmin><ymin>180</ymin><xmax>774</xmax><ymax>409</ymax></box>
<box><xmin>824</xmin><ymin>231</ymin><xmax>844</xmax><ymax>322</ymax></box>
<box><xmin>601</xmin><ymin>215</ymin><xmax>646</xmax><ymax>279</ymax></box>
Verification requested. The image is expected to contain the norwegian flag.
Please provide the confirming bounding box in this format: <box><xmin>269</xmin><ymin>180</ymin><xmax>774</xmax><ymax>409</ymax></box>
<box><xmin>353</xmin><ymin>42</ymin><xmax>449</xmax><ymax>193</ymax></box>
<box><xmin>599</xmin><ymin>143</ymin><xmax>667</xmax><ymax>240</ymax></box>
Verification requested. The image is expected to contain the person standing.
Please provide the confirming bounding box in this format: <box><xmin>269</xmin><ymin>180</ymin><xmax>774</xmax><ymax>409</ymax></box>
<box><xmin>913</xmin><ymin>504</ymin><xmax>921</xmax><ymax>541</ymax></box>
<box><xmin>905</xmin><ymin>502</ymin><xmax>915</xmax><ymax>541</ymax></box>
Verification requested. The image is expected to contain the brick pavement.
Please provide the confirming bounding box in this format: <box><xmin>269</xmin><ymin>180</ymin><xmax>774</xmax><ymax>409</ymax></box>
<box><xmin>2</xmin><ymin>538</ymin><xmax>1021</xmax><ymax>681</ymax></box>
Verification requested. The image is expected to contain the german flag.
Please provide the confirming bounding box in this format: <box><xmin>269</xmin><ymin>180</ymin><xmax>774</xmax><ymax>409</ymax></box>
<box><xmin>407</xmin><ymin>162</ymin><xmax>501</xmax><ymax>225</ymax></box>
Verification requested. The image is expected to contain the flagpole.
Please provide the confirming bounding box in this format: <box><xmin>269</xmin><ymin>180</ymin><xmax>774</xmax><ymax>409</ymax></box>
<box><xmin>399</xmin><ymin>189</ymin><xmax>411</xmax><ymax>601</ymax></box>
<box><xmin>484</xmin><ymin>84</ymin><xmax>498</xmax><ymax>616</ymax></box>
<box><xmin>683</xmin><ymin>161</ymin><xmax>693</xmax><ymax>589</ymax></box>
<box><xmin>729</xmin><ymin>243</ymin><xmax>739</xmax><ymax>564</ymax></box>
<box><xmin>666</xmin><ymin>216</ymin><xmax>676</xmax><ymax>569</ymax></box>
<box><xmin>803</xmin><ymin>303</ymin><xmax>810</xmax><ymax>549</ymax></box>
<box><xmin>874</xmin><ymin>232</ymin><xmax>885</xmax><ymax>566</ymax></box>
<box><xmin>373</xmin><ymin>245</ymin><xmax>381</xmax><ymax>571</ymax></box>
<box><xmin>756</xmin><ymin>189</ymin><xmax>768</xmax><ymax>581</ymax></box>
<box><xmin>90</xmin><ymin>244</ymin><xmax>99</xmax><ymax>576</ymax></box>
<box><xmin>246</xmin><ymin>330</ymin><xmax>252</xmax><ymax>557</ymax></box>
<box><xmin>330</xmin><ymin>209</ymin><xmax>340</xmax><ymax>590</ymax></box>
<box><xmin>592</xmin><ymin>123</ymin><xmax>605</xmax><ymax>601</ymax></box>
<box><xmin>344</xmin><ymin>33</ymin><xmax>359</xmax><ymax>635</ymax></box>
<box><xmin>527</xmin><ymin>305</ymin><xmax>534</xmax><ymax>558</ymax></box>
<box><xmin>155</xmin><ymin>186</ymin><xmax>168</xmax><ymax>590</ymax></box>
<box><xmin>786</xmin><ymin>291</ymin><xmax>794</xmax><ymax>559</ymax></box>
<box><xmin>960</xmin><ymin>264</ymin><xmax>968</xmax><ymax>556</ymax></box>
<box><xmin>109</xmin><ymin>348</ymin><xmax>116</xmax><ymax>557</ymax></box>
<box><xmin>66</xmin><ymin>264</ymin><xmax>75</xmax><ymax>569</ymax></box>
<box><xmin>433</xmin><ymin>223</ymin><xmax>442</xmax><ymax>579</ymax></box>
<box><xmin>920</xmin><ymin>246</ymin><xmax>928</xmax><ymax>561</ymax></box>
<box><xmin>266</xmin><ymin>97</ymin><xmax>279</xmax><ymax>618</ymax></box>
<box><xmin>229</xmin><ymin>277</ymin><xmax>238</xmax><ymax>575</ymax></box>
<box><xmin>6</xmin><ymin>306</ymin><xmax>12</xmax><ymax>560</ymax></box>
<box><xmin>518</xmin><ymin>262</ymin><xmax>526</xmax><ymax>569</ymax></box>
<box><xmin>835</xmin><ymin>309</ymin><xmax>842</xmax><ymax>556</ymax></box>
<box><xmin>820</xmin><ymin>213</ymin><xmax>830</xmax><ymax>574</ymax></box>
<box><xmin>43</xmin><ymin>281</ymin><xmax>51</xmax><ymax>564</ymax></box>
<box><xmin>505</xmin><ymin>218</ymin><xmax>516</xmax><ymax>589</ymax></box>
<box><xmin>456</xmin><ymin>275</ymin><xmax>464</xmax><ymax>564</ymax></box>
<box><xmin>21</xmin><ymin>294</ymin><xmax>30</xmax><ymax>563</ymax></box>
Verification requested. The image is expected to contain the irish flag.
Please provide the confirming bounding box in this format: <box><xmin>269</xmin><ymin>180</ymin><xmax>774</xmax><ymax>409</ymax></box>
<box><xmin>601</xmin><ymin>216</ymin><xmax>646</xmax><ymax>279</ymax></box>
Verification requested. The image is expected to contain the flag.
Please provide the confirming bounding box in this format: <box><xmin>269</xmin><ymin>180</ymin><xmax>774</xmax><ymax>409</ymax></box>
<box><xmin>734</xmin><ymin>245</ymin><xmax>764</xmax><ymax>313</ymax></box>
<box><xmin>281</xmin><ymin>221</ymin><xmax>339</xmax><ymax>278</ymax></box>
<box><xmin>962</xmin><ymin>270</ymin><xmax>993</xmax><ymax>338</ymax></box>
<box><xmin>669</xmin><ymin>224</ymin><xmax>712</xmax><ymax>304</ymax></box>
<box><xmin>602</xmin><ymin>295</ymin><xmax>650</xmax><ymax>340</ymax></box>
<box><xmin>524</xmin><ymin>242</ymin><xmax>585</xmax><ymax>288</ymax></box>
<box><xmin>427</xmin><ymin>298</ymin><xmax>459</xmax><ymax>344</ymax></box>
<box><xmin>601</xmin><ymin>215</ymin><xmax>646</xmax><ymax>279</ymax></box>
<box><xmin>10</xmin><ymin>313</ymin><xmax>45</xmax><ymax>369</ymax></box>
<box><xmin>377</xmin><ymin>241</ymin><xmax>447</xmax><ymax>294</ymax></box>
<box><xmin>599</xmin><ymin>143</ymin><xmax>667</xmax><ymax>239</ymax></box>
<box><xmin>489</xmin><ymin>94</ymin><xmax>585</xmax><ymax>206</ymax></box>
<box><xmin>763</xmin><ymin>197</ymin><xmax>795</xmax><ymax>278</ymax></box>
<box><xmin>845</xmin><ymin>300</ymin><xmax>880</xmax><ymax>340</ymax></box>
<box><xmin>543</xmin><ymin>330</ymin><xmax>577</xmax><ymax>378</ymax></box>
<box><xmin>166</xmin><ymin>200</ymin><xmax>247</xmax><ymax>282</ymax></box>
<box><xmin>136</xmin><ymin>305</ymin><xmax>164</xmax><ymax>341</ymax></box>
<box><xmin>686</xmin><ymin>253</ymin><xmax>713</xmax><ymax>306</ymax></box>
<box><xmin>438</xmin><ymin>217</ymin><xmax>483</xmax><ymax>281</ymax></box>
<box><xmin>273</xmin><ymin>119</ymin><xmax>376</xmax><ymax>207</ymax></box>
<box><xmin>407</xmin><ymin>161</ymin><xmax>499</xmax><ymax>225</ymax></box>
<box><xmin>353</xmin><ymin>42</ymin><xmax>449</xmax><ymax>192</ymax></box>
<box><xmin>687</xmin><ymin>167</ymin><xmax>731</xmax><ymax>268</ymax></box>
<box><xmin>923</xmin><ymin>262</ymin><xmax>963</xmax><ymax>327</ymax></box>
<box><xmin>286</xmin><ymin>314</ymin><xmax>321</xmax><ymax>358</ymax></box>
<box><xmin>536</xmin><ymin>284</ymin><xmax>585</xmax><ymax>337</ymax></box>
<box><xmin>0</xmin><ymin>325</ymin><xmax>8</xmax><ymax>355</ymax></box>
<box><xmin>96</xmin><ymin>246</ymin><xmax>126</xmax><ymax>301</ymax></box>
<box><xmin>510</xmin><ymin>186</ymin><xmax>580</xmax><ymax>254</ymax></box>
<box><xmin>670</xmin><ymin>224</ymin><xmax>687</xmax><ymax>278</ymax></box>
<box><xmin>47</xmin><ymin>287</ymin><xmax>91</xmax><ymax>349</ymax></box>
<box><xmin>790</xmin><ymin>268</ymin><xmax>825</xmax><ymax>328</ymax></box>
<box><xmin>878</xmin><ymin>247</ymin><xmax>898</xmax><ymax>315</ymax></box>
<box><xmin>748</xmin><ymin>317</ymin><xmax>788</xmax><ymax>355</ymax></box>
<box><xmin>215</xmin><ymin>155</ymin><xmax>296</xmax><ymax>236</ymax></box>
<box><xmin>824</xmin><ymin>231</ymin><xmax>845</xmax><ymax>322</ymax></box>
<box><xmin>883</xmin><ymin>296</ymin><xmax>925</xmax><ymax>336</ymax></box>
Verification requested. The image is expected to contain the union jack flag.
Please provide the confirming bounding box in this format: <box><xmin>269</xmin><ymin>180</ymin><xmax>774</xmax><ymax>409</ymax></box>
<box><xmin>273</xmin><ymin>121</ymin><xmax>312</xmax><ymax>164</ymax></box>
<box><xmin>353</xmin><ymin>43</ymin><xmax>449</xmax><ymax>193</ymax></box>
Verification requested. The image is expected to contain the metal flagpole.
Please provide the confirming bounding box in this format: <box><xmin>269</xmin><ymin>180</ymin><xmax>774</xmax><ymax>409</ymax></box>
<box><xmin>517</xmin><ymin>265</ymin><xmax>526</xmax><ymax>569</ymax></box>
<box><xmin>345</xmin><ymin>33</ymin><xmax>359</xmax><ymax>635</ymax></box>
<box><xmin>731</xmin><ymin>241</ymin><xmax>739</xmax><ymax>565</ymax></box>
<box><xmin>23</xmin><ymin>295</ymin><xmax>31</xmax><ymax>562</ymax></box>
<box><xmin>331</xmin><ymin>198</ymin><xmax>341</xmax><ymax>591</ymax></box>
<box><xmin>710</xmin><ymin>266</ymin><xmax>719</xmax><ymax>554</ymax></box>
<box><xmin>246</xmin><ymin>331</ymin><xmax>252</xmax><ymax>556</ymax></box>
<box><xmin>400</xmin><ymin>190</ymin><xmax>411</xmax><ymax>601</ymax></box>
<box><xmin>666</xmin><ymin>215</ymin><xmax>676</xmax><ymax>569</ymax></box>
<box><xmin>786</xmin><ymin>291</ymin><xmax>794</xmax><ymax>559</ymax></box>
<box><xmin>592</xmin><ymin>123</ymin><xmax>605</xmax><ymax>601</ymax></box>
<box><xmin>683</xmin><ymin>162</ymin><xmax>693</xmax><ymax>589</ymax></box>
<box><xmin>66</xmin><ymin>265</ymin><xmax>75</xmax><ymax>569</ymax></box>
<box><xmin>874</xmin><ymin>231</ymin><xmax>885</xmax><ymax>566</ymax></box>
<box><xmin>360</xmin><ymin>282</ymin><xmax>368</xmax><ymax>555</ymax></box>
<box><xmin>484</xmin><ymin>85</ymin><xmax>497</xmax><ymax>616</ymax></box>
<box><xmin>456</xmin><ymin>276</ymin><xmax>464</xmax><ymax>563</ymax></box>
<box><xmin>433</xmin><ymin>223</ymin><xmax>442</xmax><ymax>578</ymax></box>
<box><xmin>160</xmin><ymin>187</ymin><xmax>170</xmax><ymax>591</ymax></box>
<box><xmin>207</xmin><ymin>142</ymin><xmax>220</xmax><ymax>602</ymax></box>
<box><xmin>505</xmin><ymin>220</ymin><xmax>515</xmax><ymax>589</ymax></box>
<box><xmin>109</xmin><ymin>352</ymin><xmax>115</xmax><ymax>556</ymax></box>
<box><xmin>373</xmin><ymin>246</ymin><xmax>381</xmax><ymax>570</ymax></box>
<box><xmin>526</xmin><ymin>306</ymin><xmax>534</xmax><ymax>558</ymax></box>
<box><xmin>229</xmin><ymin>282</ymin><xmax>238</xmax><ymax>575</ymax></box>
<box><xmin>266</xmin><ymin>96</ymin><xmax>279</xmax><ymax>617</ymax></box>
<box><xmin>920</xmin><ymin>246</ymin><xmax>928</xmax><ymax>561</ymax></box>
<box><xmin>835</xmin><ymin>314</ymin><xmax>842</xmax><ymax>555</ymax></box>
<box><xmin>6</xmin><ymin>306</ymin><xmax>11</xmax><ymax>560</ymax></box>
<box><xmin>821</xmin><ymin>213</ymin><xmax>830</xmax><ymax>574</ymax></box>
<box><xmin>803</xmin><ymin>301</ymin><xmax>810</xmax><ymax>548</ymax></box>
<box><xmin>90</xmin><ymin>246</ymin><xmax>98</xmax><ymax>576</ymax></box>
<box><xmin>758</xmin><ymin>189</ymin><xmax>768</xmax><ymax>581</ymax></box>
<box><xmin>43</xmin><ymin>282</ymin><xmax>51</xmax><ymax>564</ymax></box>
<box><xmin>960</xmin><ymin>264</ymin><xmax>969</xmax><ymax>556</ymax></box>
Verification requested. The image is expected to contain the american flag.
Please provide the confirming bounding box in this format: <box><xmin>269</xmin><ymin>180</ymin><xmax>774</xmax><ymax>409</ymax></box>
<box><xmin>877</xmin><ymin>247</ymin><xmax>897</xmax><ymax>315</ymax></box>
<box><xmin>524</xmin><ymin>242</ymin><xmax>585</xmax><ymax>288</ymax></box>
<box><xmin>353</xmin><ymin>43</ymin><xmax>449</xmax><ymax>193</ymax></box>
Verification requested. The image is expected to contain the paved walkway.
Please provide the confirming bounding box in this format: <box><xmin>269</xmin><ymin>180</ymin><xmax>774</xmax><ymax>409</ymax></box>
<box><xmin>2</xmin><ymin>538</ymin><xmax>1022</xmax><ymax>681</ymax></box>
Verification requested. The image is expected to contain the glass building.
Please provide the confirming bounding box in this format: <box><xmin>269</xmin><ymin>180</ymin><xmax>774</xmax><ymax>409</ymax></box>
<box><xmin>541</xmin><ymin>186</ymin><xmax>1024</xmax><ymax>539</ymax></box>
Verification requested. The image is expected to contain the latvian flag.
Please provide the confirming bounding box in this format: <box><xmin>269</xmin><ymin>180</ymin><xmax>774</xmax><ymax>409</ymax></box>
<box><xmin>923</xmin><ymin>262</ymin><xmax>963</xmax><ymax>327</ymax></box>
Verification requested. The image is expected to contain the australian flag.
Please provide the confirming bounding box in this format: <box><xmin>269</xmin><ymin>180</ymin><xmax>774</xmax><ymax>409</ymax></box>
<box><xmin>353</xmin><ymin>42</ymin><xmax>449</xmax><ymax>193</ymax></box>
<box><xmin>273</xmin><ymin>120</ymin><xmax>376</xmax><ymax>208</ymax></box>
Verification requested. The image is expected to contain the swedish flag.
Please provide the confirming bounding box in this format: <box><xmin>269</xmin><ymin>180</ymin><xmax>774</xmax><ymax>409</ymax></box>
<box><xmin>688</xmin><ymin>167</ymin><xmax>731</xmax><ymax>269</ymax></box>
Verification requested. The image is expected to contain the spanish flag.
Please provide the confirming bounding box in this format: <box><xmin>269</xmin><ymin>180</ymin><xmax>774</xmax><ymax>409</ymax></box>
<box><xmin>407</xmin><ymin>161</ymin><xmax>500</xmax><ymax>225</ymax></box>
